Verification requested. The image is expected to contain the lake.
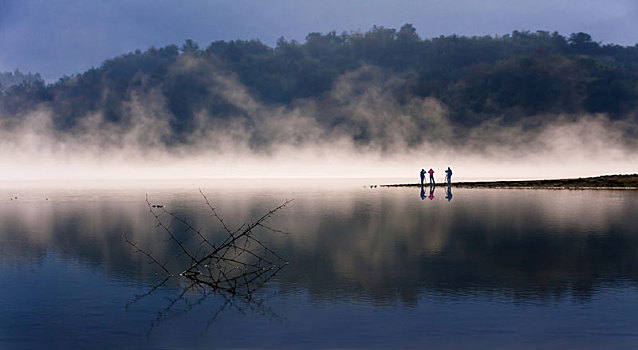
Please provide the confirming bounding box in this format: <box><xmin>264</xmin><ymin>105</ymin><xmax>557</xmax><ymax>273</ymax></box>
<box><xmin>1</xmin><ymin>180</ymin><xmax>638</xmax><ymax>349</ymax></box>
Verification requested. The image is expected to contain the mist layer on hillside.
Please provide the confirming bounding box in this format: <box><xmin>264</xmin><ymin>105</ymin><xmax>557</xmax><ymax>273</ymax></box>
<box><xmin>1</xmin><ymin>64</ymin><xmax>636</xmax><ymax>182</ymax></box>
<box><xmin>2</xmin><ymin>29</ymin><xmax>637</xmax><ymax>182</ymax></box>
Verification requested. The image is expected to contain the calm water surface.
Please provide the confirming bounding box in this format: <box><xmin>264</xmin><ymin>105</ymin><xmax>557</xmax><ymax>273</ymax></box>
<box><xmin>1</xmin><ymin>181</ymin><xmax>638</xmax><ymax>349</ymax></box>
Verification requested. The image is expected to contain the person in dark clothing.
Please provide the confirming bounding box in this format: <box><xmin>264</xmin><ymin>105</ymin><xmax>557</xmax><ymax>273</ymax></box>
<box><xmin>445</xmin><ymin>167</ymin><xmax>453</xmax><ymax>185</ymax></box>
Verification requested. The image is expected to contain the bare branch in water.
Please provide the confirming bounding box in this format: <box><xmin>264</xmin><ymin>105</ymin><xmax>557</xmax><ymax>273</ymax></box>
<box><xmin>126</xmin><ymin>191</ymin><xmax>292</xmax><ymax>333</ymax></box>
<box><xmin>145</xmin><ymin>194</ymin><xmax>197</xmax><ymax>263</ymax></box>
<box><xmin>125</xmin><ymin>276</ymin><xmax>171</xmax><ymax>310</ymax></box>
<box><xmin>257</xmin><ymin>222</ymin><xmax>291</xmax><ymax>235</ymax></box>
<box><xmin>199</xmin><ymin>187</ymin><xmax>234</xmax><ymax>237</ymax></box>
<box><xmin>160</xmin><ymin>207</ymin><xmax>216</xmax><ymax>250</ymax></box>
<box><xmin>124</xmin><ymin>234</ymin><xmax>172</xmax><ymax>276</ymax></box>
<box><xmin>182</xmin><ymin>199</ymin><xmax>293</xmax><ymax>276</ymax></box>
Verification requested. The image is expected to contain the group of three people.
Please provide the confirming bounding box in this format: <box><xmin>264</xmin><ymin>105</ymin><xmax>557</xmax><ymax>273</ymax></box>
<box><xmin>420</xmin><ymin>167</ymin><xmax>453</xmax><ymax>186</ymax></box>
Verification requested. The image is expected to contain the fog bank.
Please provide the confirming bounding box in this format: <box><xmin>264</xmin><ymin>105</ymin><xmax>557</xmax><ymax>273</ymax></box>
<box><xmin>1</xmin><ymin>62</ymin><xmax>636</xmax><ymax>182</ymax></box>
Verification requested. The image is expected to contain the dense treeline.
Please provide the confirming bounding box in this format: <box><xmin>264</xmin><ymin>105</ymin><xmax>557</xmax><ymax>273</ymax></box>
<box><xmin>1</xmin><ymin>25</ymin><xmax>638</xmax><ymax>142</ymax></box>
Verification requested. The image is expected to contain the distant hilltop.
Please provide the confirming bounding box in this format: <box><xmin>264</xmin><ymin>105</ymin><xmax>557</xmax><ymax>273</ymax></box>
<box><xmin>1</xmin><ymin>26</ymin><xmax>638</xmax><ymax>152</ymax></box>
<box><xmin>0</xmin><ymin>69</ymin><xmax>42</xmax><ymax>91</ymax></box>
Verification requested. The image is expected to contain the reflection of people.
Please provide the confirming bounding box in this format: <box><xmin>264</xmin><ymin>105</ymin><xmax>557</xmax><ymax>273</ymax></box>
<box><xmin>445</xmin><ymin>186</ymin><xmax>453</xmax><ymax>201</ymax></box>
<box><xmin>445</xmin><ymin>167</ymin><xmax>453</xmax><ymax>185</ymax></box>
<box><xmin>428</xmin><ymin>168</ymin><xmax>435</xmax><ymax>185</ymax></box>
<box><xmin>428</xmin><ymin>185</ymin><xmax>435</xmax><ymax>200</ymax></box>
<box><xmin>420</xmin><ymin>169</ymin><xmax>426</xmax><ymax>186</ymax></box>
<box><xmin>420</xmin><ymin>185</ymin><xmax>426</xmax><ymax>200</ymax></box>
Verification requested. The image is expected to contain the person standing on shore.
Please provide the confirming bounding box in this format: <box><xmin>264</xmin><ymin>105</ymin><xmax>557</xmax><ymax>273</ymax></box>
<box><xmin>420</xmin><ymin>169</ymin><xmax>426</xmax><ymax>186</ymax></box>
<box><xmin>445</xmin><ymin>167</ymin><xmax>453</xmax><ymax>185</ymax></box>
<box><xmin>428</xmin><ymin>168</ymin><xmax>435</xmax><ymax>185</ymax></box>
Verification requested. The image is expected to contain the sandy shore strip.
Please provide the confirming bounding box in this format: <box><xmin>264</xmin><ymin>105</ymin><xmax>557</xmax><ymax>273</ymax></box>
<box><xmin>382</xmin><ymin>174</ymin><xmax>638</xmax><ymax>189</ymax></box>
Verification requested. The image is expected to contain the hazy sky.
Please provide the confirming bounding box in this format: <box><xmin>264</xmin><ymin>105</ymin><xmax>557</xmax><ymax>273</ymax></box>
<box><xmin>1</xmin><ymin>0</ymin><xmax>638</xmax><ymax>81</ymax></box>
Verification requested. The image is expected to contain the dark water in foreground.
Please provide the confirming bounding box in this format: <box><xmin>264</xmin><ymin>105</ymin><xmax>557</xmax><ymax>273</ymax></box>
<box><xmin>1</xmin><ymin>181</ymin><xmax>638</xmax><ymax>349</ymax></box>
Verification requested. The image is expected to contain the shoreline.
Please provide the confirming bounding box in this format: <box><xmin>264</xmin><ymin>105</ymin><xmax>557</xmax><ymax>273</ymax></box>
<box><xmin>381</xmin><ymin>174</ymin><xmax>638</xmax><ymax>189</ymax></box>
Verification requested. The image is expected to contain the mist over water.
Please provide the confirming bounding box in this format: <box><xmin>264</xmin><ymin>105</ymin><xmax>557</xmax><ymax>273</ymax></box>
<box><xmin>1</xmin><ymin>60</ymin><xmax>636</xmax><ymax>182</ymax></box>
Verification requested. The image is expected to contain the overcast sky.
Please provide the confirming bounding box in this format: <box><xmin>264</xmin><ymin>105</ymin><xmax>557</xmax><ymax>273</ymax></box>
<box><xmin>1</xmin><ymin>0</ymin><xmax>638</xmax><ymax>81</ymax></box>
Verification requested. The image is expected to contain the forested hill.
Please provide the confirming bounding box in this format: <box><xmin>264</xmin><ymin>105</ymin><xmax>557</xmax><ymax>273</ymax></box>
<box><xmin>2</xmin><ymin>25</ymin><xmax>638</xmax><ymax>148</ymax></box>
<box><xmin>0</xmin><ymin>70</ymin><xmax>42</xmax><ymax>90</ymax></box>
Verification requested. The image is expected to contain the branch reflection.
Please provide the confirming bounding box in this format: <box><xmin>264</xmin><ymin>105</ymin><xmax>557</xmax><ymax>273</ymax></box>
<box><xmin>124</xmin><ymin>191</ymin><xmax>291</xmax><ymax>333</ymax></box>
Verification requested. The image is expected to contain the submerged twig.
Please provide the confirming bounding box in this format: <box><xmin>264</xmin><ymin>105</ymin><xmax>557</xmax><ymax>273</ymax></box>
<box><xmin>199</xmin><ymin>188</ymin><xmax>234</xmax><ymax>237</ymax></box>
<box><xmin>145</xmin><ymin>194</ymin><xmax>197</xmax><ymax>263</ymax></box>
<box><xmin>126</xmin><ymin>191</ymin><xmax>292</xmax><ymax>332</ymax></box>
<box><xmin>124</xmin><ymin>234</ymin><xmax>172</xmax><ymax>276</ymax></box>
<box><xmin>125</xmin><ymin>276</ymin><xmax>171</xmax><ymax>310</ymax></box>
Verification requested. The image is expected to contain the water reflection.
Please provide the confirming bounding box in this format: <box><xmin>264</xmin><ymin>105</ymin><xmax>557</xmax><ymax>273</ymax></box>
<box><xmin>1</xmin><ymin>188</ymin><xmax>638</xmax><ymax>306</ymax></box>
<box><xmin>420</xmin><ymin>184</ymin><xmax>444</xmax><ymax>201</ymax></box>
